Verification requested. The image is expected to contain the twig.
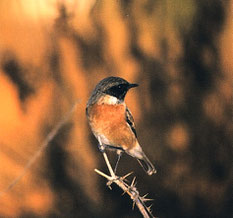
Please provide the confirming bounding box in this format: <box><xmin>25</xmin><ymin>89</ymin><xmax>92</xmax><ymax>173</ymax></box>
<box><xmin>95</xmin><ymin>151</ymin><xmax>155</xmax><ymax>218</ymax></box>
<box><xmin>102</xmin><ymin>152</ymin><xmax>115</xmax><ymax>178</ymax></box>
<box><xmin>0</xmin><ymin>101</ymin><xmax>79</xmax><ymax>197</ymax></box>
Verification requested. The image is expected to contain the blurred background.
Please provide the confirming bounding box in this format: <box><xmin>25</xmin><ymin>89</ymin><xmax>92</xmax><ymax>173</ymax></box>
<box><xmin>0</xmin><ymin>0</ymin><xmax>232</xmax><ymax>217</ymax></box>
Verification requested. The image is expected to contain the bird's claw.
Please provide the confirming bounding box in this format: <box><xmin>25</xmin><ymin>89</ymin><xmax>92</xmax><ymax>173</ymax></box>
<box><xmin>98</xmin><ymin>144</ymin><xmax>105</xmax><ymax>153</ymax></box>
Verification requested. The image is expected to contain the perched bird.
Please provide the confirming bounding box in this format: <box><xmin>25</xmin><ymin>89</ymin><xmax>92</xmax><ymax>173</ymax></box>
<box><xmin>86</xmin><ymin>76</ymin><xmax>156</xmax><ymax>175</ymax></box>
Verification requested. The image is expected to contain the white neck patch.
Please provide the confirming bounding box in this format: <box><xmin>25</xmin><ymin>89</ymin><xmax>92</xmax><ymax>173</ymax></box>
<box><xmin>98</xmin><ymin>95</ymin><xmax>122</xmax><ymax>105</ymax></box>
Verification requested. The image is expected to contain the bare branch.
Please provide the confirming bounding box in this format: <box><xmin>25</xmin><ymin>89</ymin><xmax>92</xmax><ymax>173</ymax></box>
<box><xmin>0</xmin><ymin>101</ymin><xmax>79</xmax><ymax>197</ymax></box>
<box><xmin>95</xmin><ymin>151</ymin><xmax>156</xmax><ymax>218</ymax></box>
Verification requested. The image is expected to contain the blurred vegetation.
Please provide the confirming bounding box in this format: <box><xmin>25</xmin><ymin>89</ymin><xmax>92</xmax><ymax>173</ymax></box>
<box><xmin>0</xmin><ymin>0</ymin><xmax>232</xmax><ymax>217</ymax></box>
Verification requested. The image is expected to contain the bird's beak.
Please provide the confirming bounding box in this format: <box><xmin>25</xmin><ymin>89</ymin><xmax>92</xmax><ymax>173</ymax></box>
<box><xmin>129</xmin><ymin>83</ymin><xmax>139</xmax><ymax>89</ymax></box>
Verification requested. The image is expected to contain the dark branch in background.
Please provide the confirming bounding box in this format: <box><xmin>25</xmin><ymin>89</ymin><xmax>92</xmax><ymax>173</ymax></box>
<box><xmin>0</xmin><ymin>101</ymin><xmax>78</xmax><ymax>197</ymax></box>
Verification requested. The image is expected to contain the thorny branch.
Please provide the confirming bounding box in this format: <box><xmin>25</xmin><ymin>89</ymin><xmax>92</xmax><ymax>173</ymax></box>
<box><xmin>95</xmin><ymin>151</ymin><xmax>155</xmax><ymax>218</ymax></box>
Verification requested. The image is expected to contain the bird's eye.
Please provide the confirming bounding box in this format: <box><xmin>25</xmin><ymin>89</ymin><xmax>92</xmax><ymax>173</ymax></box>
<box><xmin>118</xmin><ymin>85</ymin><xmax>122</xmax><ymax>89</ymax></box>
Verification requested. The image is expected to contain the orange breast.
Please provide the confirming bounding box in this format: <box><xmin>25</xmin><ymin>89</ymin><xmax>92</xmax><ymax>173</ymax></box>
<box><xmin>88</xmin><ymin>103</ymin><xmax>136</xmax><ymax>150</ymax></box>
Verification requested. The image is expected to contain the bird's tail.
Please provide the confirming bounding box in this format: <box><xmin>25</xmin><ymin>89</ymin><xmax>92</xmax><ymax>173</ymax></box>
<box><xmin>127</xmin><ymin>142</ymin><xmax>156</xmax><ymax>175</ymax></box>
<box><xmin>137</xmin><ymin>152</ymin><xmax>157</xmax><ymax>176</ymax></box>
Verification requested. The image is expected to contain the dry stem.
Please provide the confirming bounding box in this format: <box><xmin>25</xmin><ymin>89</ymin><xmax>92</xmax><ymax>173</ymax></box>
<box><xmin>95</xmin><ymin>151</ymin><xmax>155</xmax><ymax>218</ymax></box>
<box><xmin>0</xmin><ymin>101</ymin><xmax>78</xmax><ymax>197</ymax></box>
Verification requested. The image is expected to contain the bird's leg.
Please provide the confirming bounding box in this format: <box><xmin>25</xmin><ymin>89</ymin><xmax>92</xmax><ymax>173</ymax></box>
<box><xmin>114</xmin><ymin>150</ymin><xmax>123</xmax><ymax>174</ymax></box>
<box><xmin>97</xmin><ymin>137</ymin><xmax>106</xmax><ymax>152</ymax></box>
<box><xmin>98</xmin><ymin>137</ymin><xmax>116</xmax><ymax>178</ymax></box>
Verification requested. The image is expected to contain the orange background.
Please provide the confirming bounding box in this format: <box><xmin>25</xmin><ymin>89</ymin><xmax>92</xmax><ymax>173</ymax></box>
<box><xmin>0</xmin><ymin>1</ymin><xmax>232</xmax><ymax>217</ymax></box>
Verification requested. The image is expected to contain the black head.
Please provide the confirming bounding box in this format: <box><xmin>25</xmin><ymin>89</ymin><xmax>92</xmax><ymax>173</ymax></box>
<box><xmin>101</xmin><ymin>77</ymin><xmax>138</xmax><ymax>100</ymax></box>
<box><xmin>90</xmin><ymin>77</ymin><xmax>138</xmax><ymax>103</ymax></box>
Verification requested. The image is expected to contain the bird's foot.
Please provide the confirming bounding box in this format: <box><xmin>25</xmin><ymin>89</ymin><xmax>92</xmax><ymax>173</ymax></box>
<box><xmin>98</xmin><ymin>144</ymin><xmax>105</xmax><ymax>153</ymax></box>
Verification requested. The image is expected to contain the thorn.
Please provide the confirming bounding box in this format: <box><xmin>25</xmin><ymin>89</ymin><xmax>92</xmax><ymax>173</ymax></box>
<box><xmin>121</xmin><ymin>185</ymin><xmax>130</xmax><ymax>196</ymax></box>
<box><xmin>107</xmin><ymin>182</ymin><xmax>112</xmax><ymax>190</ymax></box>
<box><xmin>141</xmin><ymin>194</ymin><xmax>154</xmax><ymax>202</ymax></box>
<box><xmin>121</xmin><ymin>182</ymin><xmax>130</xmax><ymax>196</ymax></box>
<box><xmin>131</xmin><ymin>176</ymin><xmax>136</xmax><ymax>187</ymax></box>
<box><xmin>147</xmin><ymin>204</ymin><xmax>153</xmax><ymax>213</ymax></box>
<box><xmin>142</xmin><ymin>198</ymin><xmax>154</xmax><ymax>202</ymax></box>
<box><xmin>142</xmin><ymin>193</ymin><xmax>149</xmax><ymax>198</ymax></box>
<box><xmin>121</xmin><ymin>172</ymin><xmax>133</xmax><ymax>181</ymax></box>
<box><xmin>148</xmin><ymin>204</ymin><xmax>153</xmax><ymax>209</ymax></box>
<box><xmin>132</xmin><ymin>200</ymin><xmax>136</xmax><ymax>210</ymax></box>
<box><xmin>121</xmin><ymin>190</ymin><xmax>126</xmax><ymax>196</ymax></box>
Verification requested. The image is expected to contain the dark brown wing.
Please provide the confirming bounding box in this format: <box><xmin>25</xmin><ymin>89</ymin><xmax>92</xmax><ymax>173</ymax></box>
<box><xmin>125</xmin><ymin>107</ymin><xmax>137</xmax><ymax>138</ymax></box>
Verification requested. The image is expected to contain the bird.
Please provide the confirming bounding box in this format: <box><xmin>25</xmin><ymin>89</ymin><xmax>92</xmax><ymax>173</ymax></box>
<box><xmin>86</xmin><ymin>76</ymin><xmax>156</xmax><ymax>175</ymax></box>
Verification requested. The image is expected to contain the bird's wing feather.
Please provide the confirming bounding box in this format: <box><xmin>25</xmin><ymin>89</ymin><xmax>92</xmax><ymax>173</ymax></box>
<box><xmin>125</xmin><ymin>107</ymin><xmax>137</xmax><ymax>138</ymax></box>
